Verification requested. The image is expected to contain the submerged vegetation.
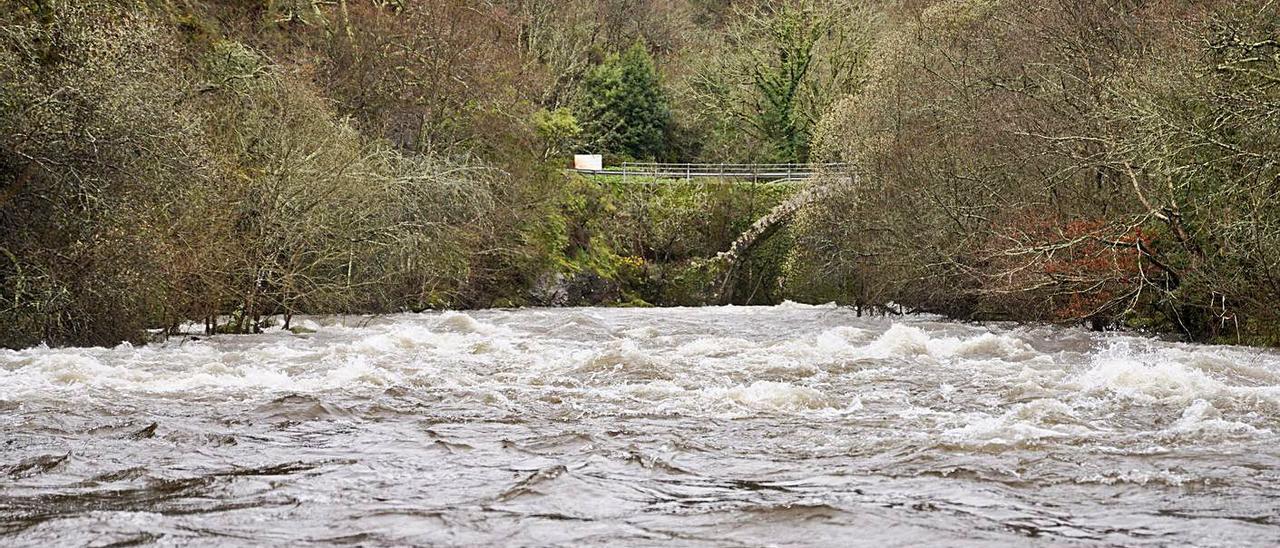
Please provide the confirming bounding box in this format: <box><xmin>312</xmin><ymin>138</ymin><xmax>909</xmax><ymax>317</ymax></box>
<box><xmin>2</xmin><ymin>0</ymin><xmax>1278</xmax><ymax>348</ymax></box>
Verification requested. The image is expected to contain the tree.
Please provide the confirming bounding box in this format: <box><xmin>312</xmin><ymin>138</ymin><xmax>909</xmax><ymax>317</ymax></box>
<box><xmin>686</xmin><ymin>0</ymin><xmax>875</xmax><ymax>162</ymax></box>
<box><xmin>794</xmin><ymin>0</ymin><xmax>1277</xmax><ymax>340</ymax></box>
<box><xmin>749</xmin><ymin>4</ymin><xmax>831</xmax><ymax>162</ymax></box>
<box><xmin>1100</xmin><ymin>3</ymin><xmax>1280</xmax><ymax>342</ymax></box>
<box><xmin>576</xmin><ymin>41</ymin><xmax>672</xmax><ymax>159</ymax></box>
<box><xmin>532</xmin><ymin>107</ymin><xmax>583</xmax><ymax>161</ymax></box>
<box><xmin>0</xmin><ymin>1</ymin><xmax>207</xmax><ymax>347</ymax></box>
<box><xmin>318</xmin><ymin>0</ymin><xmax>533</xmax><ymax>159</ymax></box>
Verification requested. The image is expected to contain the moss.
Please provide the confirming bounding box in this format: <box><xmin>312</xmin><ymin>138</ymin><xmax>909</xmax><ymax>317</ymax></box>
<box><xmin>491</xmin><ymin>297</ymin><xmax>526</xmax><ymax>308</ymax></box>
<box><xmin>539</xmin><ymin>172</ymin><xmax>799</xmax><ymax>306</ymax></box>
<box><xmin>651</xmin><ymin>259</ymin><xmax>721</xmax><ymax>305</ymax></box>
<box><xmin>612</xmin><ymin>295</ymin><xmax>654</xmax><ymax>307</ymax></box>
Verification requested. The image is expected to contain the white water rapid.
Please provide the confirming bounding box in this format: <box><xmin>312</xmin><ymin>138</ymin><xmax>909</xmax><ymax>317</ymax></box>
<box><xmin>2</xmin><ymin>304</ymin><xmax>1279</xmax><ymax>545</ymax></box>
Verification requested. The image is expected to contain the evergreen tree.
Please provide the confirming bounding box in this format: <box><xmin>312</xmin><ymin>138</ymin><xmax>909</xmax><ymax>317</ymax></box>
<box><xmin>751</xmin><ymin>5</ymin><xmax>825</xmax><ymax>163</ymax></box>
<box><xmin>576</xmin><ymin>42</ymin><xmax>671</xmax><ymax>160</ymax></box>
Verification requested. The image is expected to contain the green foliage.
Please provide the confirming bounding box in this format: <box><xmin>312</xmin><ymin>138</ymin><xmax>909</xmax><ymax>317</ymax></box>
<box><xmin>532</xmin><ymin>108</ymin><xmax>583</xmax><ymax>161</ymax></box>
<box><xmin>686</xmin><ymin>0</ymin><xmax>876</xmax><ymax>162</ymax></box>
<box><xmin>511</xmin><ymin>172</ymin><xmax>797</xmax><ymax>307</ymax></box>
<box><xmin>575</xmin><ymin>42</ymin><xmax>672</xmax><ymax>160</ymax></box>
<box><xmin>10</xmin><ymin>0</ymin><xmax>1280</xmax><ymax>351</ymax></box>
<box><xmin>750</xmin><ymin>5</ymin><xmax>829</xmax><ymax>162</ymax></box>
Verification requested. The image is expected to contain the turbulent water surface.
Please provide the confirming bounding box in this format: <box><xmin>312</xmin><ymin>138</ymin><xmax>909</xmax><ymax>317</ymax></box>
<box><xmin>2</xmin><ymin>304</ymin><xmax>1280</xmax><ymax>546</ymax></box>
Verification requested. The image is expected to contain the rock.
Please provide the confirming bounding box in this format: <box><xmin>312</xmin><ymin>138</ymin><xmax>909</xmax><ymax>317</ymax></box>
<box><xmin>529</xmin><ymin>271</ymin><xmax>621</xmax><ymax>306</ymax></box>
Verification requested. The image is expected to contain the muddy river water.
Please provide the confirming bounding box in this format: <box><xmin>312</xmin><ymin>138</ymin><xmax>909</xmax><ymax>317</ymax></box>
<box><xmin>2</xmin><ymin>304</ymin><xmax>1279</xmax><ymax>546</ymax></box>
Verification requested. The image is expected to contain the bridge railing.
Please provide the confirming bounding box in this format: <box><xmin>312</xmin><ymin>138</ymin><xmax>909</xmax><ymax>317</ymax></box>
<box><xmin>570</xmin><ymin>162</ymin><xmax>852</xmax><ymax>180</ymax></box>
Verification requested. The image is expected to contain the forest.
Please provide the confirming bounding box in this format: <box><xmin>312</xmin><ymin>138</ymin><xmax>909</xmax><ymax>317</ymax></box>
<box><xmin>2</xmin><ymin>0</ymin><xmax>1278</xmax><ymax>348</ymax></box>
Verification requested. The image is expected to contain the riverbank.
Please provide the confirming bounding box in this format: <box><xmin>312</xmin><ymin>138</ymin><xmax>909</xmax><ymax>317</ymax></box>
<box><xmin>6</xmin><ymin>2</ymin><xmax>1280</xmax><ymax>349</ymax></box>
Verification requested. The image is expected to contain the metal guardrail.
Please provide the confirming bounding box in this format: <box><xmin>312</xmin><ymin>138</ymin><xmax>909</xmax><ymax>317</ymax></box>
<box><xmin>570</xmin><ymin>162</ymin><xmax>851</xmax><ymax>181</ymax></box>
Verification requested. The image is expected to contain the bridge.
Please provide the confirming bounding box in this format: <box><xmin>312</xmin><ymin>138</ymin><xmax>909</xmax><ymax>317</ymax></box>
<box><xmin>569</xmin><ymin>161</ymin><xmax>859</xmax><ymax>304</ymax></box>
<box><xmin>570</xmin><ymin>162</ymin><xmax>849</xmax><ymax>183</ymax></box>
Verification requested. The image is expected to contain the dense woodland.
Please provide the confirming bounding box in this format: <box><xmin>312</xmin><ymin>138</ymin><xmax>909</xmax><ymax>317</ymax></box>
<box><xmin>2</xmin><ymin>0</ymin><xmax>1278</xmax><ymax>348</ymax></box>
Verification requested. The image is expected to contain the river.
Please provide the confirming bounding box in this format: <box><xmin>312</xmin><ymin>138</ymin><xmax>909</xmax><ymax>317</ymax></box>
<box><xmin>2</xmin><ymin>304</ymin><xmax>1278</xmax><ymax>546</ymax></box>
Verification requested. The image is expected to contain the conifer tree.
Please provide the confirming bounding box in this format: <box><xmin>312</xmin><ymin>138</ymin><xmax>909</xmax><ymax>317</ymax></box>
<box><xmin>576</xmin><ymin>41</ymin><xmax>671</xmax><ymax>160</ymax></box>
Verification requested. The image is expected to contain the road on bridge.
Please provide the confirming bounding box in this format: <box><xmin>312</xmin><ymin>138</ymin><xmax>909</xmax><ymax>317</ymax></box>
<box><xmin>569</xmin><ymin>161</ymin><xmax>851</xmax><ymax>183</ymax></box>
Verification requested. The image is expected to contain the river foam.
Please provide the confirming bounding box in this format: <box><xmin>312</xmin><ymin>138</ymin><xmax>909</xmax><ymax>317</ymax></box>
<box><xmin>2</xmin><ymin>305</ymin><xmax>1280</xmax><ymax>545</ymax></box>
